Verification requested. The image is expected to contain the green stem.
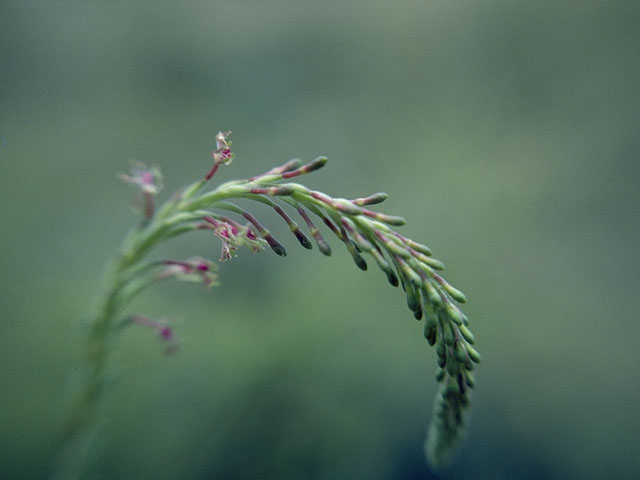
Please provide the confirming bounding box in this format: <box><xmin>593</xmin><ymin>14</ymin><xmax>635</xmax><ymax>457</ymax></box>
<box><xmin>54</xmin><ymin>215</ymin><xmax>173</xmax><ymax>477</ymax></box>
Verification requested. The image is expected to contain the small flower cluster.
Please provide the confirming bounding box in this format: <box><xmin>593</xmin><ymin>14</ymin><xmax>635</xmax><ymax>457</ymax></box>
<box><xmin>205</xmin><ymin>130</ymin><xmax>234</xmax><ymax>180</ymax></box>
<box><xmin>201</xmin><ymin>215</ymin><xmax>266</xmax><ymax>261</ymax></box>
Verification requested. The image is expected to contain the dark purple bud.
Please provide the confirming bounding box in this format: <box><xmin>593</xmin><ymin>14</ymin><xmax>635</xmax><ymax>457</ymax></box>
<box><xmin>293</xmin><ymin>229</ymin><xmax>313</xmax><ymax>249</ymax></box>
<box><xmin>264</xmin><ymin>234</ymin><xmax>287</xmax><ymax>256</ymax></box>
<box><xmin>297</xmin><ymin>207</ymin><xmax>332</xmax><ymax>255</ymax></box>
<box><xmin>350</xmin><ymin>249</ymin><xmax>367</xmax><ymax>271</ymax></box>
<box><xmin>272</xmin><ymin>205</ymin><xmax>311</xmax><ymax>250</ymax></box>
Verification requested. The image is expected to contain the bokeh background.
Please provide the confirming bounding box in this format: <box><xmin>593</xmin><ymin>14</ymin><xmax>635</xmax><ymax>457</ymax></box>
<box><xmin>1</xmin><ymin>2</ymin><xmax>639</xmax><ymax>479</ymax></box>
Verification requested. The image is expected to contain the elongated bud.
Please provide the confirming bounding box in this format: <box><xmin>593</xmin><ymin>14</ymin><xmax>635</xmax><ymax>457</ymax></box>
<box><xmin>293</xmin><ymin>230</ymin><xmax>312</xmax><ymax>249</ymax></box>
<box><xmin>465</xmin><ymin>372</ymin><xmax>475</xmax><ymax>388</ymax></box>
<box><xmin>272</xmin><ymin>205</ymin><xmax>312</xmax><ymax>249</ymax></box>
<box><xmin>446</xmin><ymin>358</ymin><xmax>459</xmax><ymax>376</ymax></box>
<box><xmin>310</xmin><ymin>192</ymin><xmax>363</xmax><ymax>215</ymax></box>
<box><xmin>297</xmin><ymin>207</ymin><xmax>332</xmax><ymax>256</ymax></box>
<box><xmin>435</xmin><ymin>368</ymin><xmax>446</xmax><ymax>382</ymax></box>
<box><xmin>241</xmin><ymin>211</ymin><xmax>287</xmax><ymax>257</ymax></box>
<box><xmin>349</xmin><ymin>246</ymin><xmax>368</xmax><ymax>270</ymax></box>
<box><xmin>393</xmin><ymin>233</ymin><xmax>433</xmax><ymax>256</ymax></box>
<box><xmin>351</xmin><ymin>192</ymin><xmax>388</xmax><ymax>206</ymax></box>
<box><xmin>424</xmin><ymin>316</ymin><xmax>438</xmax><ymax>346</ymax></box>
<box><xmin>340</xmin><ymin>217</ymin><xmax>375</xmax><ymax>252</ymax></box>
<box><xmin>423</xmin><ymin>280</ymin><xmax>443</xmax><ymax>308</ymax></box>
<box><xmin>365</xmin><ymin>245</ymin><xmax>400</xmax><ymax>288</ymax></box>
<box><xmin>413</xmin><ymin>251</ymin><xmax>445</xmax><ymax>270</ymax></box>
<box><xmin>405</xmin><ymin>282</ymin><xmax>420</xmax><ymax>313</ymax></box>
<box><xmin>455</xmin><ymin>342</ymin><xmax>468</xmax><ymax>362</ymax></box>
<box><xmin>466</xmin><ymin>345</ymin><xmax>481</xmax><ymax>364</ymax></box>
<box><xmin>320</xmin><ymin>215</ymin><xmax>343</xmax><ymax>240</ymax></box>
<box><xmin>458</xmin><ymin>324</ymin><xmax>475</xmax><ymax>344</ymax></box>
<box><xmin>264</xmin><ymin>234</ymin><xmax>287</xmax><ymax>256</ymax></box>
<box><xmin>434</xmin><ymin>273</ymin><xmax>467</xmax><ymax>303</ymax></box>
<box><xmin>249</xmin><ymin>158</ymin><xmax>302</xmax><ymax>180</ymax></box>
<box><xmin>374</xmin><ymin>231</ymin><xmax>412</xmax><ymax>259</ymax></box>
<box><xmin>362</xmin><ymin>208</ymin><xmax>406</xmax><ymax>226</ymax></box>
<box><xmin>441</xmin><ymin>317</ymin><xmax>455</xmax><ymax>346</ymax></box>
<box><xmin>281</xmin><ymin>156</ymin><xmax>328</xmax><ymax>179</ymax></box>
<box><xmin>445</xmin><ymin>302</ymin><xmax>465</xmax><ymax>326</ymax></box>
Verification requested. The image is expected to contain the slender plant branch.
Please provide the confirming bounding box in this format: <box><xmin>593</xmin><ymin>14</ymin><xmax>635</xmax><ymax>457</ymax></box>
<box><xmin>54</xmin><ymin>132</ymin><xmax>479</xmax><ymax>477</ymax></box>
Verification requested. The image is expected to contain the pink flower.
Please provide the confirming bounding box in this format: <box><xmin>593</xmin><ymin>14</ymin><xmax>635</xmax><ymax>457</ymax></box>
<box><xmin>160</xmin><ymin>257</ymin><xmax>219</xmax><ymax>288</ymax></box>
<box><xmin>130</xmin><ymin>315</ymin><xmax>179</xmax><ymax>355</ymax></box>
<box><xmin>119</xmin><ymin>163</ymin><xmax>163</xmax><ymax>195</ymax></box>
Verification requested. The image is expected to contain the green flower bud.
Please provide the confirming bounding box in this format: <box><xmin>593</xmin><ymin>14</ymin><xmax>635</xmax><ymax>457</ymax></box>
<box><xmin>465</xmin><ymin>372</ymin><xmax>475</xmax><ymax>388</ymax></box>
<box><xmin>445</xmin><ymin>303</ymin><xmax>464</xmax><ymax>326</ymax></box>
<box><xmin>424</xmin><ymin>318</ymin><xmax>437</xmax><ymax>346</ymax></box>
<box><xmin>458</xmin><ymin>324</ymin><xmax>475</xmax><ymax>344</ymax></box>
<box><xmin>441</xmin><ymin>318</ymin><xmax>455</xmax><ymax>346</ymax></box>
<box><xmin>455</xmin><ymin>342</ymin><xmax>467</xmax><ymax>363</ymax></box>
<box><xmin>466</xmin><ymin>345</ymin><xmax>481</xmax><ymax>364</ymax></box>
<box><xmin>446</xmin><ymin>359</ymin><xmax>459</xmax><ymax>376</ymax></box>
<box><xmin>423</xmin><ymin>280</ymin><xmax>443</xmax><ymax>308</ymax></box>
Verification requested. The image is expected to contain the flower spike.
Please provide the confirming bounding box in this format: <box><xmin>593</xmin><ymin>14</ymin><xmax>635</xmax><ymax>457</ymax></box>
<box><xmin>59</xmin><ymin>131</ymin><xmax>479</xmax><ymax>478</ymax></box>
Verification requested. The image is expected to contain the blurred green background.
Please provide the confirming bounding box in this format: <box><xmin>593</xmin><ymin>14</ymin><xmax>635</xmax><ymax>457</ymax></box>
<box><xmin>1</xmin><ymin>2</ymin><xmax>639</xmax><ymax>479</ymax></box>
